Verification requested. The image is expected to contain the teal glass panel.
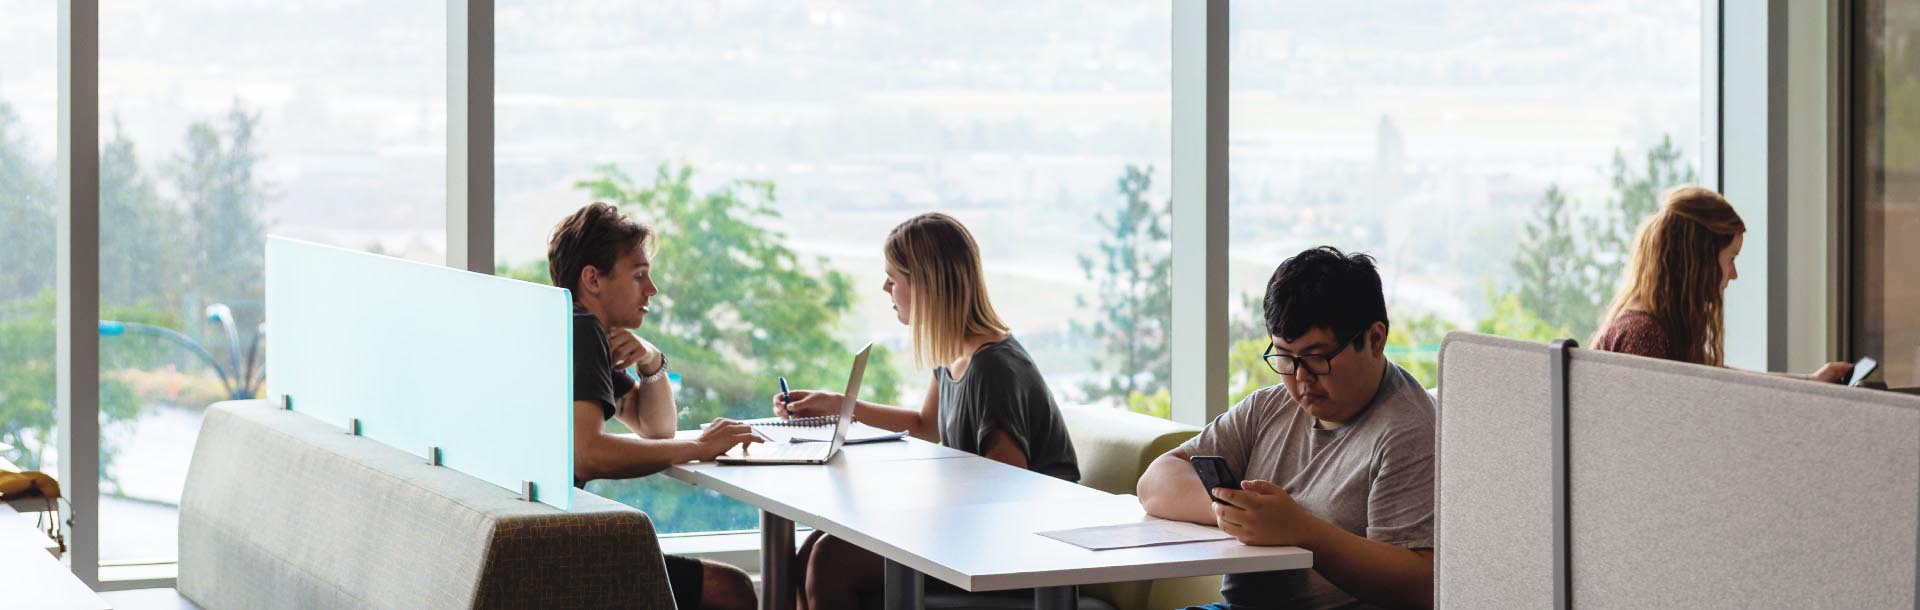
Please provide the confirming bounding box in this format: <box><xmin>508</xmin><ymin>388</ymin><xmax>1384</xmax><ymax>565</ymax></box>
<box><xmin>265</xmin><ymin>237</ymin><xmax>573</xmax><ymax>508</ymax></box>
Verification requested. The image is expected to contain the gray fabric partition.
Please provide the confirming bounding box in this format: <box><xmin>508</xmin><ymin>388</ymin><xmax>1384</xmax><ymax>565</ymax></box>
<box><xmin>1438</xmin><ymin>332</ymin><xmax>1920</xmax><ymax>609</ymax></box>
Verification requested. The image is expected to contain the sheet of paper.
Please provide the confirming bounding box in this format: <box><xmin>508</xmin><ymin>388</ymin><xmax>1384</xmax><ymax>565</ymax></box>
<box><xmin>785</xmin><ymin>422</ymin><xmax>908</xmax><ymax>443</ymax></box>
<box><xmin>1036</xmin><ymin>519</ymin><xmax>1236</xmax><ymax>551</ymax></box>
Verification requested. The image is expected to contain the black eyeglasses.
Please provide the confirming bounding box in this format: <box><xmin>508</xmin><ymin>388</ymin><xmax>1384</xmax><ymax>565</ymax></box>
<box><xmin>1263</xmin><ymin>329</ymin><xmax>1365</xmax><ymax>377</ymax></box>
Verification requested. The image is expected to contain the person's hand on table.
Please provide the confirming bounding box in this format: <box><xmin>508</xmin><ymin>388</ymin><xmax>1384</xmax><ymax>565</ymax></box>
<box><xmin>1211</xmin><ymin>480</ymin><xmax>1326</xmax><ymax>547</ymax></box>
<box><xmin>607</xmin><ymin>328</ymin><xmax>663</xmax><ymax>375</ymax></box>
<box><xmin>1810</xmin><ymin>361</ymin><xmax>1854</xmax><ymax>384</ymax></box>
<box><xmin>772</xmin><ymin>389</ymin><xmax>844</xmax><ymax>419</ymax></box>
<box><xmin>692</xmin><ymin>418</ymin><xmax>759</xmax><ymax>460</ymax></box>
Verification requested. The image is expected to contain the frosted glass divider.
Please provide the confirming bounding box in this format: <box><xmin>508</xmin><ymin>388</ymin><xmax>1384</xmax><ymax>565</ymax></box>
<box><xmin>265</xmin><ymin>236</ymin><xmax>573</xmax><ymax>509</ymax></box>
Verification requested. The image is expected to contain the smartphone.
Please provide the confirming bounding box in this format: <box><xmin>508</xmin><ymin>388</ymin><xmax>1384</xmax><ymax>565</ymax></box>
<box><xmin>1190</xmin><ymin>455</ymin><xmax>1242</xmax><ymax>507</ymax></box>
<box><xmin>1849</xmin><ymin>357</ymin><xmax>1879</xmax><ymax>387</ymax></box>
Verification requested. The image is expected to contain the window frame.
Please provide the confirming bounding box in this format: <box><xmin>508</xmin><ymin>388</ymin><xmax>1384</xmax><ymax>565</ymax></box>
<box><xmin>50</xmin><ymin>0</ymin><xmax>1754</xmax><ymax>587</ymax></box>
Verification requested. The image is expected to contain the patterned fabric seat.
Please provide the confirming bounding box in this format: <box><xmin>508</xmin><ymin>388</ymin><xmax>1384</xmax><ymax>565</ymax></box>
<box><xmin>165</xmin><ymin>400</ymin><xmax>675</xmax><ymax>610</ymax></box>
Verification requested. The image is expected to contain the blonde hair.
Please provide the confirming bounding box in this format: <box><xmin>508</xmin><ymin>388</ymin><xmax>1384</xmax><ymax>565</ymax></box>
<box><xmin>883</xmin><ymin>213</ymin><xmax>1010</xmax><ymax>368</ymax></box>
<box><xmin>1594</xmin><ymin>185</ymin><xmax>1746</xmax><ymax>366</ymax></box>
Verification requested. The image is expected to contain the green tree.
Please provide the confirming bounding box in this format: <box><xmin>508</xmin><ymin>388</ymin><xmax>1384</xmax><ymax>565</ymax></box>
<box><xmin>572</xmin><ymin>162</ymin><xmax>902</xmax><ymax>423</ymax></box>
<box><xmin>1074</xmin><ymin>164</ymin><xmax>1172</xmax><ymax>405</ymax></box>
<box><xmin>0</xmin><ymin>292</ymin><xmax>178</xmax><ymax>480</ymax></box>
<box><xmin>102</xmin><ymin>119</ymin><xmax>187</xmax><ymax>309</ymax></box>
<box><xmin>173</xmin><ymin>101</ymin><xmax>272</xmax><ymax>306</ymax></box>
<box><xmin>0</xmin><ymin>101</ymin><xmax>54</xmax><ymax>302</ymax></box>
<box><xmin>1511</xmin><ymin>185</ymin><xmax>1606</xmax><ymax>341</ymax></box>
<box><xmin>1510</xmin><ymin>135</ymin><xmax>1696</xmax><ymax>342</ymax></box>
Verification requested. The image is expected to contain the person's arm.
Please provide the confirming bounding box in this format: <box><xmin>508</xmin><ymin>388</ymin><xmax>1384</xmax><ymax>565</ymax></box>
<box><xmin>608</xmin><ymin>330</ymin><xmax>677</xmax><ymax>438</ymax></box>
<box><xmin>1137</xmin><ymin>447</ymin><xmax>1218</xmax><ymax>525</ymax></box>
<box><xmin>1140</xmin><ymin>391</ymin><xmax>1261</xmax><ymax>524</ymax></box>
<box><xmin>979</xmin><ymin>428</ymin><xmax>1029</xmax><ymax>469</ymax></box>
<box><xmin>614</xmin><ymin>366</ymin><xmax>677</xmax><ymax>439</ymax></box>
<box><xmin>1212</xmin><ymin>481</ymin><xmax>1434</xmax><ymax>610</ymax></box>
<box><xmin>573</xmin><ymin>401</ymin><xmax>757</xmax><ymax>482</ymax></box>
<box><xmin>774</xmin><ymin>375</ymin><xmax>943</xmax><ymax>441</ymax></box>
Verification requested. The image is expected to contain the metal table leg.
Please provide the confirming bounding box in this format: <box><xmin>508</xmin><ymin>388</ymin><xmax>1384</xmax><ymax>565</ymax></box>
<box><xmin>1035</xmin><ymin>585</ymin><xmax>1078</xmax><ymax>610</ymax></box>
<box><xmin>882</xmin><ymin>558</ymin><xmax>924</xmax><ymax>610</ymax></box>
<box><xmin>760</xmin><ymin>511</ymin><xmax>795</xmax><ymax>610</ymax></box>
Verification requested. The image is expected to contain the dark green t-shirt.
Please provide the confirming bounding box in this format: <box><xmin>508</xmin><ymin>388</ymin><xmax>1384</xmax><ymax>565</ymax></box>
<box><xmin>935</xmin><ymin>336</ymin><xmax>1079</xmax><ymax>482</ymax></box>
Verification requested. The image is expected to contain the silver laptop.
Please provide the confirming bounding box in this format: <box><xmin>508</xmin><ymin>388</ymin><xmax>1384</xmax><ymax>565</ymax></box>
<box><xmin>717</xmin><ymin>343</ymin><xmax>871</xmax><ymax>465</ymax></box>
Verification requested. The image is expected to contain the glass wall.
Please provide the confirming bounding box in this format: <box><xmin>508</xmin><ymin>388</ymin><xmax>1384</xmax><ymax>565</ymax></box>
<box><xmin>496</xmin><ymin>1</ymin><xmax>1172</xmax><ymax>533</ymax></box>
<box><xmin>1226</xmin><ymin>0</ymin><xmax>1705</xmax><ymax>394</ymax></box>
<box><xmin>1852</xmin><ymin>0</ymin><xmax>1920</xmax><ymax>387</ymax></box>
<box><xmin>93</xmin><ymin>0</ymin><xmax>446</xmax><ymax>564</ymax></box>
<box><xmin>0</xmin><ymin>0</ymin><xmax>60</xmax><ymax>489</ymax></box>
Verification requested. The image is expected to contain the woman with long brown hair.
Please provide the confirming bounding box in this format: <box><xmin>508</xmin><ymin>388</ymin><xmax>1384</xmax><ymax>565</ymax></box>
<box><xmin>1592</xmin><ymin>185</ymin><xmax>1851</xmax><ymax>381</ymax></box>
<box><xmin>772</xmin><ymin>212</ymin><xmax>1079</xmax><ymax>609</ymax></box>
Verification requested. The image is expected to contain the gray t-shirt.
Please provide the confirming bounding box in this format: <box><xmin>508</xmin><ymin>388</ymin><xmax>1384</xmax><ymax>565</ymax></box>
<box><xmin>1179</xmin><ymin>360</ymin><xmax>1435</xmax><ymax>610</ymax></box>
<box><xmin>935</xmin><ymin>336</ymin><xmax>1080</xmax><ymax>483</ymax></box>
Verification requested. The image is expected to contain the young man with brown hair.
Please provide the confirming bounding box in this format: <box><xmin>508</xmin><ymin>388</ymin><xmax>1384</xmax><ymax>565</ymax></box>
<box><xmin>548</xmin><ymin>201</ymin><xmax>760</xmax><ymax>610</ymax></box>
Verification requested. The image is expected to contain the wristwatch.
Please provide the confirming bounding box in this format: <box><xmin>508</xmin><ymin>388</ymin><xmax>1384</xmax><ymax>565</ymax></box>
<box><xmin>638</xmin><ymin>352</ymin><xmax>671</xmax><ymax>385</ymax></box>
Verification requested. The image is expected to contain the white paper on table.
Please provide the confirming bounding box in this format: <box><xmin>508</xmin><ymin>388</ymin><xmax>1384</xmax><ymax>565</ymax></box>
<box><xmin>1036</xmin><ymin>519</ymin><xmax>1236</xmax><ymax>551</ymax></box>
<box><xmin>753</xmin><ymin>421</ymin><xmax>907</xmax><ymax>444</ymax></box>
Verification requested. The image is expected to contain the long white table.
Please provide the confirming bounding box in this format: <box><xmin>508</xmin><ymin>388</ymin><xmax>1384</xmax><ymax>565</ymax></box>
<box><xmin>665</xmin><ymin>435</ymin><xmax>1312</xmax><ymax>610</ymax></box>
<box><xmin>1</xmin><ymin>497</ymin><xmax>109</xmax><ymax>610</ymax></box>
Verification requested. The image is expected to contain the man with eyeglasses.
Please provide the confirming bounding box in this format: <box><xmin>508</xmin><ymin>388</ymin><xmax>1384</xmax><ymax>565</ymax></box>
<box><xmin>1138</xmin><ymin>246</ymin><xmax>1435</xmax><ymax>610</ymax></box>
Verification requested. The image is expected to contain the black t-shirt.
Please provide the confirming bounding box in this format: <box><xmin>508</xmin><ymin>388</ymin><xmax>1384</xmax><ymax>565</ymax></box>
<box><xmin>934</xmin><ymin>336</ymin><xmax>1080</xmax><ymax>482</ymax></box>
<box><xmin>573</xmin><ymin>304</ymin><xmax>636</xmax><ymax>421</ymax></box>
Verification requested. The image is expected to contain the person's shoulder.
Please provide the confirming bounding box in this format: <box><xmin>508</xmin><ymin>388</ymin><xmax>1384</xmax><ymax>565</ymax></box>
<box><xmin>1368</xmin><ymin>362</ymin><xmax>1437</xmax><ymax>429</ymax></box>
<box><xmin>1596</xmin><ymin>310</ymin><xmax>1677</xmax><ymax>358</ymax></box>
<box><xmin>970</xmin><ymin>336</ymin><xmax>1040</xmax><ymax>381</ymax></box>
<box><xmin>1232</xmin><ymin>383</ymin><xmax>1295</xmax><ymax>416</ymax></box>
<box><xmin>1600</xmin><ymin>309</ymin><xmax>1670</xmax><ymax>340</ymax></box>
<box><xmin>571</xmin><ymin>306</ymin><xmax>609</xmax><ymax>348</ymax></box>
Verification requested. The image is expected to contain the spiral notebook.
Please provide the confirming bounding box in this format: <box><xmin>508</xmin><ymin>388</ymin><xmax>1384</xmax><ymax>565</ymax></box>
<box><xmin>740</xmin><ymin>415</ymin><xmax>908</xmax><ymax>444</ymax></box>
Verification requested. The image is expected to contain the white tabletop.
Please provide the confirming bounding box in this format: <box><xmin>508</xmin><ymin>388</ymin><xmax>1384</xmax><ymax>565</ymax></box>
<box><xmin>825</xmin><ymin>495</ymin><xmax>1313</xmax><ymax>592</ymax></box>
<box><xmin>665</xmin><ymin>435</ymin><xmax>1312</xmax><ymax>592</ymax></box>
<box><xmin>671</xmin><ymin>446</ymin><xmax>1114</xmax><ymax>517</ymax></box>
<box><xmin>0</xmin><ymin>502</ymin><xmax>110</xmax><ymax>610</ymax></box>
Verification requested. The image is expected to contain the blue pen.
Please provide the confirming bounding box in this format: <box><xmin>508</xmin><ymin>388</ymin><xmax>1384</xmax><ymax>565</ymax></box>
<box><xmin>778</xmin><ymin>377</ymin><xmax>791</xmax><ymax>418</ymax></box>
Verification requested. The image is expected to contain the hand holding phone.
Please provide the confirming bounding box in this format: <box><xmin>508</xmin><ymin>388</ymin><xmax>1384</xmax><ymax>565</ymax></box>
<box><xmin>1190</xmin><ymin>455</ymin><xmax>1242</xmax><ymax>507</ymax></box>
<box><xmin>1849</xmin><ymin>357</ymin><xmax>1879</xmax><ymax>387</ymax></box>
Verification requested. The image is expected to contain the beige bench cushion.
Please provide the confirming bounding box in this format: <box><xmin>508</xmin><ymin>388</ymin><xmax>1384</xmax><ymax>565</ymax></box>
<box><xmin>179</xmin><ymin>401</ymin><xmax>674</xmax><ymax>610</ymax></box>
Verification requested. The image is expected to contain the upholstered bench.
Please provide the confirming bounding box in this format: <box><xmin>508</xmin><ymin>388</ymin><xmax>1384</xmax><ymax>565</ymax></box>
<box><xmin>105</xmin><ymin>400</ymin><xmax>675</xmax><ymax>610</ymax></box>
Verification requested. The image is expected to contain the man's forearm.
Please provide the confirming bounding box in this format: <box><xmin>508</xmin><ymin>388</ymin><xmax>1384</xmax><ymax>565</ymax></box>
<box><xmin>1296</xmin><ymin>518</ymin><xmax>1434</xmax><ymax>610</ymax></box>
<box><xmin>622</xmin><ymin>378</ymin><xmax>679</xmax><ymax>439</ymax></box>
<box><xmin>578</xmin><ymin>435</ymin><xmax>705</xmax><ymax>481</ymax></box>
<box><xmin>1137</xmin><ymin>455</ymin><xmax>1217</xmax><ymax>525</ymax></box>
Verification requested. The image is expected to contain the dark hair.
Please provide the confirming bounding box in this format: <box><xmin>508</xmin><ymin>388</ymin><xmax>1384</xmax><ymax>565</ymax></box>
<box><xmin>1262</xmin><ymin>246</ymin><xmax>1389</xmax><ymax>348</ymax></box>
<box><xmin>546</xmin><ymin>202</ymin><xmax>653</xmax><ymax>296</ymax></box>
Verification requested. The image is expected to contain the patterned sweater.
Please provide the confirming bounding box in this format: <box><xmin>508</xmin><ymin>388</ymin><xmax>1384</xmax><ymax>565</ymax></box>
<box><xmin>1592</xmin><ymin>309</ymin><xmax>1685</xmax><ymax>363</ymax></box>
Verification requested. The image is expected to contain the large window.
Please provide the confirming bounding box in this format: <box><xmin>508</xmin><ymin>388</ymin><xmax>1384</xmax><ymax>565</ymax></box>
<box><xmin>0</xmin><ymin>0</ymin><xmax>59</xmax><ymax>490</ymax></box>
<box><xmin>1226</xmin><ymin>0</ymin><xmax>1705</xmax><ymax>394</ymax></box>
<box><xmin>1852</xmin><ymin>0</ymin><xmax>1919</xmax><ymax>388</ymax></box>
<box><xmin>496</xmin><ymin>1</ymin><xmax>1171</xmax><ymax>533</ymax></box>
<box><xmin>92</xmin><ymin>1</ymin><xmax>445</xmax><ymax>565</ymax></box>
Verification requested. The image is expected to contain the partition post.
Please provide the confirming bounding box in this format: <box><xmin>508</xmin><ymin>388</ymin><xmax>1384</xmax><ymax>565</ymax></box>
<box><xmin>1549</xmin><ymin>338</ymin><xmax>1577</xmax><ymax>610</ymax></box>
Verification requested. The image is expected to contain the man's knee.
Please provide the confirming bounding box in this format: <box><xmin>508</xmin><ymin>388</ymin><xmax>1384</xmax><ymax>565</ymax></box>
<box><xmin>701</xmin><ymin>560</ymin><xmax>756</xmax><ymax>610</ymax></box>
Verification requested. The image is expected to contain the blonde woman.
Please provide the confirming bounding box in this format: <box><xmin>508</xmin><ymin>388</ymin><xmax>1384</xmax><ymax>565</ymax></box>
<box><xmin>1592</xmin><ymin>185</ymin><xmax>1851</xmax><ymax>382</ymax></box>
<box><xmin>773</xmin><ymin>212</ymin><xmax>1079</xmax><ymax>609</ymax></box>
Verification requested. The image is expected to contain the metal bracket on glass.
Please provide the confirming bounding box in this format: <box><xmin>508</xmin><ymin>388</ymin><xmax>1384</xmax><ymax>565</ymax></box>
<box><xmin>520</xmin><ymin>481</ymin><xmax>536</xmax><ymax>502</ymax></box>
<box><xmin>427</xmin><ymin>446</ymin><xmax>442</xmax><ymax>466</ymax></box>
<box><xmin>346</xmin><ymin>417</ymin><xmax>362</xmax><ymax>436</ymax></box>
